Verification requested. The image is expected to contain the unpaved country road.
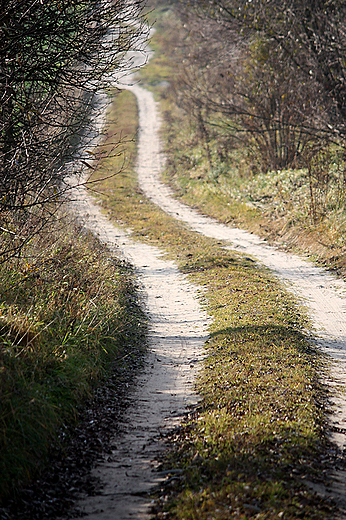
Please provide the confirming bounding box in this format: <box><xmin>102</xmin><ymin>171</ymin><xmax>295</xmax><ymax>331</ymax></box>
<box><xmin>125</xmin><ymin>81</ymin><xmax>346</xmax><ymax>438</ymax></box>
<box><xmin>70</xmin><ymin>181</ymin><xmax>209</xmax><ymax>520</ymax></box>
<box><xmin>70</xmin><ymin>46</ymin><xmax>346</xmax><ymax>520</ymax></box>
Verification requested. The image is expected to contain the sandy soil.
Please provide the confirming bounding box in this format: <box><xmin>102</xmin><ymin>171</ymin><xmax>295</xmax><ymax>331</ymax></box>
<box><xmin>69</xmin><ymin>186</ymin><xmax>209</xmax><ymax>519</ymax></box>
<box><xmin>66</xmin><ymin>33</ymin><xmax>346</xmax><ymax>518</ymax></box>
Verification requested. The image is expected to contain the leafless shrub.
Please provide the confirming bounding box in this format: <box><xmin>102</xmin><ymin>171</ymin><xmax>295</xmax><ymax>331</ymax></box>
<box><xmin>0</xmin><ymin>0</ymin><xmax>147</xmax><ymax>260</ymax></box>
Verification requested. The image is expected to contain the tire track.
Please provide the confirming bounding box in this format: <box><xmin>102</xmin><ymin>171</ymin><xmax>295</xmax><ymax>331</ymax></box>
<box><xmin>124</xmin><ymin>82</ymin><xmax>346</xmax><ymax>455</ymax></box>
<box><xmin>69</xmin><ymin>187</ymin><xmax>209</xmax><ymax>519</ymax></box>
<box><xmin>67</xmin><ymin>31</ymin><xmax>346</xmax><ymax>518</ymax></box>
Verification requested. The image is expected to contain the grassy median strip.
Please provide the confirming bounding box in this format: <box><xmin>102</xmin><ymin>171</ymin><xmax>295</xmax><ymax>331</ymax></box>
<box><xmin>0</xmin><ymin>213</ymin><xmax>147</xmax><ymax>502</ymax></box>
<box><xmin>89</xmin><ymin>89</ymin><xmax>337</xmax><ymax>518</ymax></box>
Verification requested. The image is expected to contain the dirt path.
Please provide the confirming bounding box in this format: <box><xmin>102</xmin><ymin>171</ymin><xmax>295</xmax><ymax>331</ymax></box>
<box><xmin>124</xmin><ymin>81</ymin><xmax>346</xmax><ymax>453</ymax></box>
<box><xmin>67</xmin><ymin>35</ymin><xmax>346</xmax><ymax>519</ymax></box>
<box><xmin>69</xmin><ymin>189</ymin><xmax>209</xmax><ymax>519</ymax></box>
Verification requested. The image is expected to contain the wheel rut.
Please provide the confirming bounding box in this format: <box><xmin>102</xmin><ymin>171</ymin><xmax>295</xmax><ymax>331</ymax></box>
<box><xmin>70</xmin><ymin>189</ymin><xmax>209</xmax><ymax>519</ymax></box>
<box><xmin>69</xmin><ymin>37</ymin><xmax>346</xmax><ymax>520</ymax></box>
<box><xmin>125</xmin><ymin>81</ymin><xmax>346</xmax><ymax>453</ymax></box>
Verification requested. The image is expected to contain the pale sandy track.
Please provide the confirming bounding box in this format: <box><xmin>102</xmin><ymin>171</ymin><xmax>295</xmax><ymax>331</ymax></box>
<box><xmin>66</xmin><ymin>31</ymin><xmax>346</xmax><ymax>518</ymax></box>
<box><xmin>69</xmin><ymin>187</ymin><xmax>209</xmax><ymax>519</ymax></box>
<box><xmin>124</xmin><ymin>82</ymin><xmax>346</xmax><ymax>453</ymax></box>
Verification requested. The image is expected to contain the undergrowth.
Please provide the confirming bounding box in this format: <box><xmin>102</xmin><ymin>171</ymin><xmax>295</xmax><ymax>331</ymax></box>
<box><xmin>0</xmin><ymin>212</ymin><xmax>147</xmax><ymax>502</ymax></box>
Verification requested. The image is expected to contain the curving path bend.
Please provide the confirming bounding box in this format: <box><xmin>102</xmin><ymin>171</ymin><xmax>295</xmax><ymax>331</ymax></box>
<box><xmin>69</xmin><ymin>41</ymin><xmax>346</xmax><ymax>519</ymax></box>
<box><xmin>69</xmin><ymin>125</ymin><xmax>209</xmax><ymax>520</ymax></box>
<box><xmin>125</xmin><ymin>82</ymin><xmax>346</xmax><ymax>449</ymax></box>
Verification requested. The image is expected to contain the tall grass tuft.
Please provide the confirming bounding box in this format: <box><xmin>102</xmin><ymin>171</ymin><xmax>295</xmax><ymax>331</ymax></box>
<box><xmin>0</xmin><ymin>210</ymin><xmax>147</xmax><ymax>502</ymax></box>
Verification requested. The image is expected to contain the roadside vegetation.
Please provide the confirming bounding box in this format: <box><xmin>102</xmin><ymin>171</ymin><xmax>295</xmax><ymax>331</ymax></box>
<box><xmin>0</xmin><ymin>1</ymin><xmax>148</xmax><ymax>506</ymax></box>
<box><xmin>143</xmin><ymin>0</ymin><xmax>346</xmax><ymax>279</ymax></box>
<box><xmin>0</xmin><ymin>212</ymin><xmax>147</xmax><ymax>503</ymax></box>
<box><xmin>90</xmin><ymin>88</ymin><xmax>340</xmax><ymax>518</ymax></box>
<box><xmin>0</xmin><ymin>0</ymin><xmax>147</xmax><ymax>262</ymax></box>
<box><xmin>0</xmin><ymin>81</ymin><xmax>148</xmax><ymax>507</ymax></box>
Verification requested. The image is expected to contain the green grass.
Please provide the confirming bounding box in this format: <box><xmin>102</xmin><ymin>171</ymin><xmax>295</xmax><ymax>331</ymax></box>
<box><xmin>0</xmin><ymin>212</ymin><xmax>147</xmax><ymax>501</ymax></box>
<box><xmin>89</xmin><ymin>88</ymin><xmax>337</xmax><ymax>518</ymax></box>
